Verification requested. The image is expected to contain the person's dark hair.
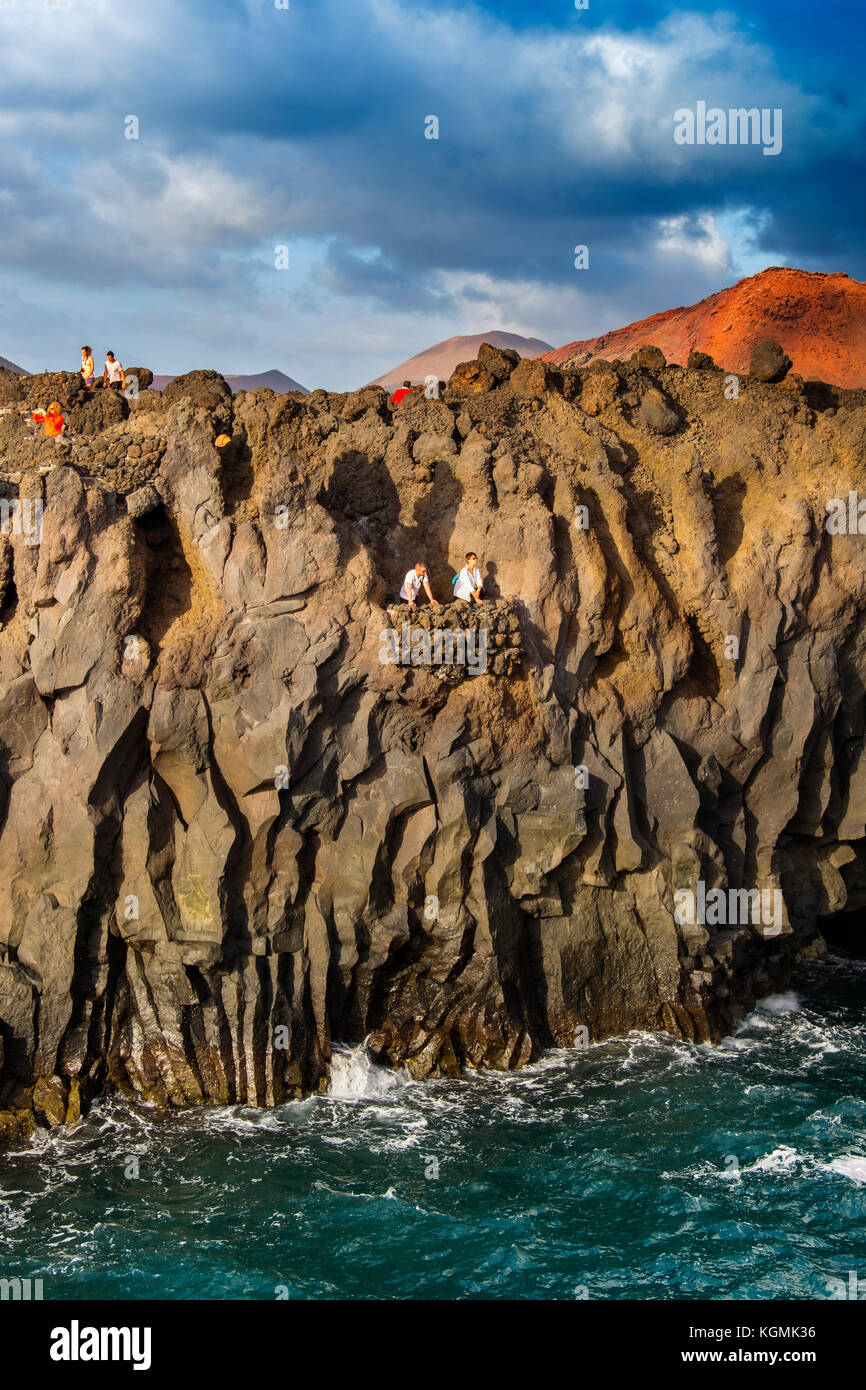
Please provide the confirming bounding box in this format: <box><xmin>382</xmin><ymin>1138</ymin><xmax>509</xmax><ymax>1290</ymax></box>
<box><xmin>106</xmin><ymin>351</ymin><xmax>115</xmax><ymax>358</ymax></box>
<box><xmin>465</xmin><ymin>552</ymin><xmax>476</xmax><ymax>561</ymax></box>
<box><xmin>403</xmin><ymin>379</ymin><xmax>411</xmax><ymax>387</ymax></box>
<box><xmin>82</xmin><ymin>345</ymin><xmax>91</xmax><ymax>354</ymax></box>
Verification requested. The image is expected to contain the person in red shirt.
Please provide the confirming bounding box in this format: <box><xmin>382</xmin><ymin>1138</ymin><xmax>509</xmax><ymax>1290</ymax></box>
<box><xmin>392</xmin><ymin>379</ymin><xmax>412</xmax><ymax>406</ymax></box>
<box><xmin>32</xmin><ymin>402</ymin><xmax>64</xmax><ymax>437</ymax></box>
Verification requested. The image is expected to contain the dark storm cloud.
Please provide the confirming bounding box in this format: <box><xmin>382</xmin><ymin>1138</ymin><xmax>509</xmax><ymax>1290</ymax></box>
<box><xmin>0</xmin><ymin>0</ymin><xmax>862</xmax><ymax>384</ymax></box>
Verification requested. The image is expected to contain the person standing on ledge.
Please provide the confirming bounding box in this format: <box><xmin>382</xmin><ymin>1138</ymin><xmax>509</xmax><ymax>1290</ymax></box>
<box><xmin>453</xmin><ymin>551</ymin><xmax>484</xmax><ymax>605</ymax></box>
<box><xmin>80</xmin><ymin>346</ymin><xmax>95</xmax><ymax>390</ymax></box>
<box><xmin>399</xmin><ymin>561</ymin><xmax>440</xmax><ymax>608</ymax></box>
<box><xmin>103</xmin><ymin>352</ymin><xmax>126</xmax><ymax>392</ymax></box>
<box><xmin>392</xmin><ymin>379</ymin><xmax>412</xmax><ymax>406</ymax></box>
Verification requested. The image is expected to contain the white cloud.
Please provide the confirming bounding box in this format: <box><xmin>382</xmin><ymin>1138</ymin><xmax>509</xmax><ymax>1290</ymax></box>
<box><xmin>655</xmin><ymin>213</ymin><xmax>732</xmax><ymax>272</ymax></box>
<box><xmin>79</xmin><ymin>153</ymin><xmax>266</xmax><ymax>253</ymax></box>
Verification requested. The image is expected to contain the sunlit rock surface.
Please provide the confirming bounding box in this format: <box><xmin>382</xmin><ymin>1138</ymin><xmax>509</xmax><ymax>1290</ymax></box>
<box><xmin>1</xmin><ymin>349</ymin><xmax>865</xmax><ymax>1133</ymax></box>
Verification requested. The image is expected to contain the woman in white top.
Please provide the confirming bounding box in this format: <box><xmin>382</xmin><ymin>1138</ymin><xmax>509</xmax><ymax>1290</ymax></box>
<box><xmin>453</xmin><ymin>552</ymin><xmax>483</xmax><ymax>604</ymax></box>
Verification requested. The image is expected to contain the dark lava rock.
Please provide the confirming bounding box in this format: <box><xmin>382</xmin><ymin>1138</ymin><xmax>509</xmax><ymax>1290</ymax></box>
<box><xmin>634</xmin><ymin>345</ymin><xmax>667</xmax><ymax>371</ymax></box>
<box><xmin>509</xmin><ymin>357</ymin><xmax>562</xmax><ymax>398</ymax></box>
<box><xmin>67</xmin><ymin>388</ymin><xmax>129</xmax><ymax>436</ymax></box>
<box><xmin>687</xmin><ymin>350</ymin><xmax>717</xmax><ymax>371</ymax></box>
<box><xmin>477</xmin><ymin>342</ymin><xmax>519</xmax><ymax>382</ymax></box>
<box><xmin>126</xmin><ymin>368</ymin><xmax>154</xmax><ymax>391</ymax></box>
<box><xmin>750</xmin><ymin>340</ymin><xmax>793</xmax><ymax>383</ymax></box>
<box><xmin>125</xmin><ymin>483</ymin><xmax>161</xmax><ymax>518</ymax></box>
<box><xmin>0</xmin><ymin>369</ymin><xmax>25</xmax><ymax>406</ymax></box>
<box><xmin>448</xmin><ymin>360</ymin><xmax>496</xmax><ymax>394</ymax></box>
<box><xmin>640</xmin><ymin>386</ymin><xmax>680</xmax><ymax>435</ymax></box>
<box><xmin>161</xmin><ymin>370</ymin><xmax>233</xmax><ymax>410</ymax></box>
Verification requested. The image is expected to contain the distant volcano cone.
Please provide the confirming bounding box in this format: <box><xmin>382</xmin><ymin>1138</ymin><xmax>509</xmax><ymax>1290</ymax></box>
<box><xmin>371</xmin><ymin>331</ymin><xmax>554</xmax><ymax>390</ymax></box>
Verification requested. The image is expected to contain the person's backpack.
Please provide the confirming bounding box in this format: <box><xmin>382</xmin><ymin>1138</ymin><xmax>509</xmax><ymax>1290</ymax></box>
<box><xmin>451</xmin><ymin>573</ymin><xmax>459</xmax><ymax>587</ymax></box>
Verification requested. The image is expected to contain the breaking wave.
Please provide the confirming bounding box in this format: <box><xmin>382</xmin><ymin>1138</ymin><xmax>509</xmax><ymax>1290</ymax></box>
<box><xmin>0</xmin><ymin>952</ymin><xmax>863</xmax><ymax>1300</ymax></box>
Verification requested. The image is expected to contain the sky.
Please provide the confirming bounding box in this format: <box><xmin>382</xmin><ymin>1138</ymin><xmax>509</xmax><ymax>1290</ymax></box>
<box><xmin>0</xmin><ymin>0</ymin><xmax>863</xmax><ymax>390</ymax></box>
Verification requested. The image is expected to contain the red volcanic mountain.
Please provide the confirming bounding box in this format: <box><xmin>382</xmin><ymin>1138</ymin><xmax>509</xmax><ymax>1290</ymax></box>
<box><xmin>542</xmin><ymin>268</ymin><xmax>866</xmax><ymax>389</ymax></box>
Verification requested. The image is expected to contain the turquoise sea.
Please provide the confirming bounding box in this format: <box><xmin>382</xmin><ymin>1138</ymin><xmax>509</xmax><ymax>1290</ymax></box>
<box><xmin>2</xmin><ymin>952</ymin><xmax>864</xmax><ymax>1301</ymax></box>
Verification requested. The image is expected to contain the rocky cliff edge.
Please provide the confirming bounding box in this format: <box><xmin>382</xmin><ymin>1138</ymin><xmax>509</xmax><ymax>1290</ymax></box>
<box><xmin>0</xmin><ymin>344</ymin><xmax>864</xmax><ymax>1138</ymax></box>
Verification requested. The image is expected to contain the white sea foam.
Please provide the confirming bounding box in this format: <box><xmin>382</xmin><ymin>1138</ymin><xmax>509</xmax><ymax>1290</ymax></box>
<box><xmin>327</xmin><ymin>1045</ymin><xmax>408</xmax><ymax>1100</ymax></box>
<box><xmin>744</xmin><ymin>1145</ymin><xmax>805</xmax><ymax>1173</ymax></box>
<box><xmin>822</xmin><ymin>1155</ymin><xmax>866</xmax><ymax>1185</ymax></box>
<box><xmin>755</xmin><ymin>992</ymin><xmax>802</xmax><ymax>1016</ymax></box>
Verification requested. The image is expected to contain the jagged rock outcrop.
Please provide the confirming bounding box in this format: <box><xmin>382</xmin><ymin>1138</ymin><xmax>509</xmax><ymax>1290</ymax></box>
<box><xmin>1</xmin><ymin>348</ymin><xmax>865</xmax><ymax>1136</ymax></box>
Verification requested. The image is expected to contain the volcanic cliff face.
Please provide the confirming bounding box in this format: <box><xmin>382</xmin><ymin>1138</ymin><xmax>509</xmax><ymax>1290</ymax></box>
<box><xmin>543</xmin><ymin>268</ymin><xmax>866</xmax><ymax>390</ymax></box>
<box><xmin>0</xmin><ymin>345</ymin><xmax>865</xmax><ymax>1139</ymax></box>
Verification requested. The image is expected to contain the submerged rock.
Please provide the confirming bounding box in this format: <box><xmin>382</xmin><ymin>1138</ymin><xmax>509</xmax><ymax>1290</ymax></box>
<box><xmin>0</xmin><ymin>350</ymin><xmax>865</xmax><ymax>1132</ymax></box>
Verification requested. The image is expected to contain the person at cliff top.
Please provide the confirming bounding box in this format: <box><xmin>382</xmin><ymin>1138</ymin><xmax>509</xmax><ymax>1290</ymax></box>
<box><xmin>32</xmin><ymin>402</ymin><xmax>64</xmax><ymax>437</ymax></box>
<box><xmin>453</xmin><ymin>552</ymin><xmax>484</xmax><ymax>604</ymax></box>
<box><xmin>103</xmin><ymin>352</ymin><xmax>126</xmax><ymax>391</ymax></box>
<box><xmin>80</xmin><ymin>346</ymin><xmax>95</xmax><ymax>389</ymax></box>
<box><xmin>391</xmin><ymin>380</ymin><xmax>412</xmax><ymax>405</ymax></box>
<box><xmin>399</xmin><ymin>561</ymin><xmax>440</xmax><ymax>608</ymax></box>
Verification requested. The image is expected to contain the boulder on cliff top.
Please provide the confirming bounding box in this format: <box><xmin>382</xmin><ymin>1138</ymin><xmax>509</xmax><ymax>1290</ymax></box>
<box><xmin>18</xmin><ymin>371</ymin><xmax>89</xmax><ymax>413</ymax></box>
<box><xmin>639</xmin><ymin>386</ymin><xmax>680</xmax><ymax>435</ymax></box>
<box><xmin>448</xmin><ymin>360</ymin><xmax>496</xmax><ymax>394</ymax></box>
<box><xmin>750</xmin><ymin>340</ymin><xmax>793</xmax><ymax>383</ymax></box>
<box><xmin>477</xmin><ymin>342</ymin><xmax>519</xmax><ymax>382</ymax></box>
<box><xmin>67</xmin><ymin>387</ymin><xmax>129</xmax><ymax>435</ymax></box>
<box><xmin>125</xmin><ymin>367</ymin><xmax>154</xmax><ymax>391</ymax></box>
<box><xmin>161</xmin><ymin>370</ymin><xmax>232</xmax><ymax>409</ymax></box>
<box><xmin>634</xmin><ymin>345</ymin><xmax>667</xmax><ymax>371</ymax></box>
<box><xmin>687</xmin><ymin>350</ymin><xmax>717</xmax><ymax>371</ymax></box>
<box><xmin>509</xmin><ymin>357</ymin><xmax>562</xmax><ymax>399</ymax></box>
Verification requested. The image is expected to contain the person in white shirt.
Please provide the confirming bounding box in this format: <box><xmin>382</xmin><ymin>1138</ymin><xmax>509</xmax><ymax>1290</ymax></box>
<box><xmin>453</xmin><ymin>552</ymin><xmax>483</xmax><ymax>604</ymax></box>
<box><xmin>399</xmin><ymin>561</ymin><xmax>440</xmax><ymax>608</ymax></box>
<box><xmin>103</xmin><ymin>352</ymin><xmax>126</xmax><ymax>391</ymax></box>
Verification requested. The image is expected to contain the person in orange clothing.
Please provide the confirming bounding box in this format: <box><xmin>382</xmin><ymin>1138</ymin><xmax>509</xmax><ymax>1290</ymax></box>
<box><xmin>32</xmin><ymin>402</ymin><xmax>65</xmax><ymax>437</ymax></box>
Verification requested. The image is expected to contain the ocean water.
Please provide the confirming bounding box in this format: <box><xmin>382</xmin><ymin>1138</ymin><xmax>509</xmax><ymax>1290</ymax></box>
<box><xmin>2</xmin><ymin>952</ymin><xmax>864</xmax><ymax>1302</ymax></box>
